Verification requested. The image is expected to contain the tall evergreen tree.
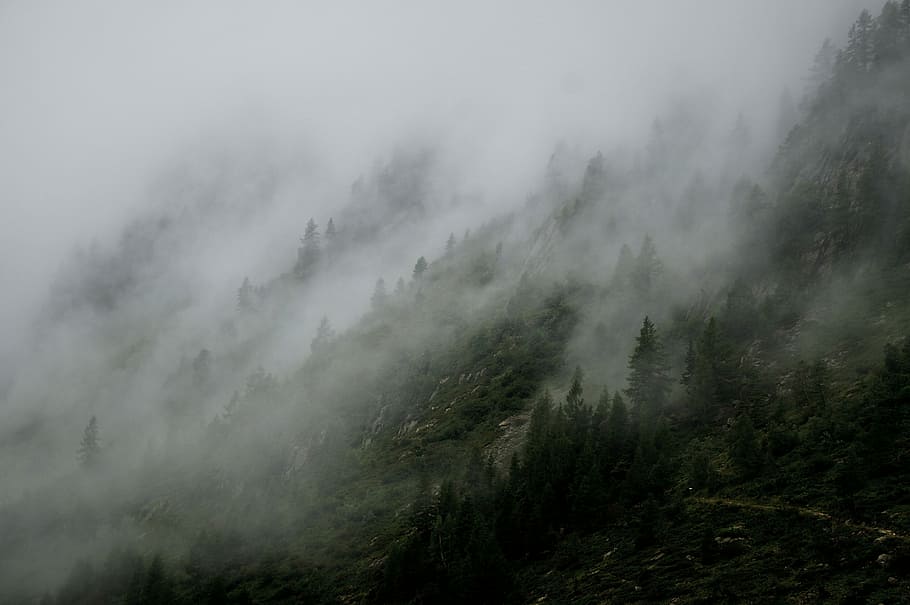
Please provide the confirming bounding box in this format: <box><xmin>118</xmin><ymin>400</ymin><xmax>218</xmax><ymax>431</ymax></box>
<box><xmin>565</xmin><ymin>366</ymin><xmax>585</xmax><ymax>420</ymax></box>
<box><xmin>606</xmin><ymin>392</ymin><xmax>629</xmax><ymax>457</ymax></box>
<box><xmin>875</xmin><ymin>1</ymin><xmax>903</xmax><ymax>65</ymax></box>
<box><xmin>413</xmin><ymin>256</ymin><xmax>428</xmax><ymax>280</ymax></box>
<box><xmin>688</xmin><ymin>319</ymin><xmax>721</xmax><ymax>424</ymax></box>
<box><xmin>371</xmin><ymin>278</ymin><xmax>388</xmax><ymax>309</ymax></box>
<box><xmin>296</xmin><ymin>218</ymin><xmax>321</xmax><ymax>277</ymax></box>
<box><xmin>681</xmin><ymin>337</ymin><xmax>696</xmax><ymax>389</ymax></box>
<box><xmin>236</xmin><ymin>277</ymin><xmax>255</xmax><ymax>311</ymax></box>
<box><xmin>78</xmin><ymin>416</ymin><xmax>101</xmax><ymax>468</ymax></box>
<box><xmin>446</xmin><ymin>232</ymin><xmax>456</xmax><ymax>256</ymax></box>
<box><xmin>730</xmin><ymin>414</ymin><xmax>761</xmax><ymax>478</ymax></box>
<box><xmin>632</xmin><ymin>235</ymin><xmax>662</xmax><ymax>294</ymax></box>
<box><xmin>803</xmin><ymin>38</ymin><xmax>837</xmax><ymax>107</ymax></box>
<box><xmin>845</xmin><ymin>10</ymin><xmax>876</xmax><ymax>72</ymax></box>
<box><xmin>625</xmin><ymin>317</ymin><xmax>671</xmax><ymax>422</ymax></box>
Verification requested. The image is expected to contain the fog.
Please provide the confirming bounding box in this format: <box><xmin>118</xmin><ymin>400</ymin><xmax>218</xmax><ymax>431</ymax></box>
<box><xmin>0</xmin><ymin>1</ymin><xmax>868</xmax><ymax>338</ymax></box>
<box><xmin>0</xmin><ymin>0</ymin><xmax>880</xmax><ymax>598</ymax></box>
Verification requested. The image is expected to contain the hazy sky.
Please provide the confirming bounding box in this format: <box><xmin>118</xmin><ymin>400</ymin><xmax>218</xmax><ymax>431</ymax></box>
<box><xmin>0</xmin><ymin>0</ymin><xmax>873</xmax><ymax>358</ymax></box>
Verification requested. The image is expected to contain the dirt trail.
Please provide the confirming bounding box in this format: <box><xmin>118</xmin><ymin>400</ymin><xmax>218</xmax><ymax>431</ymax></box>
<box><xmin>691</xmin><ymin>496</ymin><xmax>910</xmax><ymax>542</ymax></box>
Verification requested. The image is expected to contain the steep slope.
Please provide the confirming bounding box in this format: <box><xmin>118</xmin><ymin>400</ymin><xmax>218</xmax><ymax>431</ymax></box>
<box><xmin>6</xmin><ymin>4</ymin><xmax>910</xmax><ymax>605</ymax></box>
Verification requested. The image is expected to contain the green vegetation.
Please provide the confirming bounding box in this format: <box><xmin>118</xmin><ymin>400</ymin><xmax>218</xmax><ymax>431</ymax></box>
<box><xmin>9</xmin><ymin>3</ymin><xmax>910</xmax><ymax>604</ymax></box>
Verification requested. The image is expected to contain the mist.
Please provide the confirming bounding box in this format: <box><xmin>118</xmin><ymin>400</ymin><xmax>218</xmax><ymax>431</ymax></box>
<box><xmin>0</xmin><ymin>0</ymin><xmax>887</xmax><ymax>600</ymax></box>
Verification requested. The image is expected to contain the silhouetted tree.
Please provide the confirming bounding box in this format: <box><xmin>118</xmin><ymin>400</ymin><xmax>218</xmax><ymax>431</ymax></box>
<box><xmin>632</xmin><ymin>235</ymin><xmax>662</xmax><ymax>294</ymax></box>
<box><xmin>78</xmin><ymin>416</ymin><xmax>100</xmax><ymax>468</ymax></box>
<box><xmin>295</xmin><ymin>218</ymin><xmax>321</xmax><ymax>277</ymax></box>
<box><xmin>237</xmin><ymin>277</ymin><xmax>255</xmax><ymax>311</ymax></box>
<box><xmin>413</xmin><ymin>256</ymin><xmax>428</xmax><ymax>280</ymax></box>
<box><xmin>626</xmin><ymin>316</ymin><xmax>671</xmax><ymax>423</ymax></box>
<box><xmin>371</xmin><ymin>278</ymin><xmax>388</xmax><ymax>309</ymax></box>
<box><xmin>730</xmin><ymin>415</ymin><xmax>761</xmax><ymax>478</ymax></box>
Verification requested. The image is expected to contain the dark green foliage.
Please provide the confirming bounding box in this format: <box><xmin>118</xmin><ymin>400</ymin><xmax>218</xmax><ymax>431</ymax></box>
<box><xmin>39</xmin><ymin>11</ymin><xmax>910</xmax><ymax>604</ymax></box>
<box><xmin>625</xmin><ymin>316</ymin><xmax>671</xmax><ymax>423</ymax></box>
<box><xmin>378</xmin><ymin>479</ymin><xmax>510</xmax><ymax>604</ymax></box>
<box><xmin>730</xmin><ymin>414</ymin><xmax>761</xmax><ymax>479</ymax></box>
<box><xmin>138</xmin><ymin>555</ymin><xmax>176</xmax><ymax>605</ymax></box>
<box><xmin>857</xmin><ymin>338</ymin><xmax>910</xmax><ymax>475</ymax></box>
<box><xmin>683</xmin><ymin>317</ymin><xmax>740</xmax><ymax>426</ymax></box>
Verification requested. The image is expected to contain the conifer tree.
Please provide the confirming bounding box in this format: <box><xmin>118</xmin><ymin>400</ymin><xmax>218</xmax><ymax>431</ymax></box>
<box><xmin>730</xmin><ymin>415</ymin><xmax>761</xmax><ymax>477</ymax></box>
<box><xmin>625</xmin><ymin>316</ymin><xmax>671</xmax><ymax>422</ymax></box>
<box><xmin>565</xmin><ymin>366</ymin><xmax>584</xmax><ymax>419</ymax></box>
<box><xmin>875</xmin><ymin>1</ymin><xmax>903</xmax><ymax>65</ymax></box>
<box><xmin>296</xmin><ymin>218</ymin><xmax>321</xmax><ymax>277</ymax></box>
<box><xmin>845</xmin><ymin>10</ymin><xmax>876</xmax><ymax>72</ymax></box>
<box><xmin>606</xmin><ymin>392</ymin><xmax>629</xmax><ymax>457</ymax></box>
<box><xmin>237</xmin><ymin>277</ymin><xmax>255</xmax><ymax>311</ymax></box>
<box><xmin>325</xmin><ymin>217</ymin><xmax>336</xmax><ymax>240</ymax></box>
<box><xmin>78</xmin><ymin>416</ymin><xmax>101</xmax><ymax>468</ymax></box>
<box><xmin>632</xmin><ymin>235</ymin><xmax>662</xmax><ymax>294</ymax></box>
<box><xmin>687</xmin><ymin>318</ymin><xmax>722</xmax><ymax>424</ymax></box>
<box><xmin>413</xmin><ymin>256</ymin><xmax>428</xmax><ymax>280</ymax></box>
<box><xmin>446</xmin><ymin>232</ymin><xmax>456</xmax><ymax>256</ymax></box>
<box><xmin>371</xmin><ymin>278</ymin><xmax>388</xmax><ymax>309</ymax></box>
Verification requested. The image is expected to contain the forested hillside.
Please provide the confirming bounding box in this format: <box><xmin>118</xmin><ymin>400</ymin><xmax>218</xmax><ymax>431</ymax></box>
<box><xmin>2</xmin><ymin>2</ymin><xmax>910</xmax><ymax>604</ymax></box>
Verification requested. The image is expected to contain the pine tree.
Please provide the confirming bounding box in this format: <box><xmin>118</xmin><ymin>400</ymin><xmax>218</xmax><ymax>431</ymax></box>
<box><xmin>564</xmin><ymin>366</ymin><xmax>589</xmax><ymax>442</ymax></box>
<box><xmin>581</xmin><ymin>151</ymin><xmax>606</xmax><ymax>201</ymax></box>
<box><xmin>632</xmin><ymin>235</ymin><xmax>662</xmax><ymax>294</ymax></box>
<box><xmin>141</xmin><ymin>554</ymin><xmax>175</xmax><ymax>605</ymax></box>
<box><xmin>681</xmin><ymin>337</ymin><xmax>696</xmax><ymax>389</ymax></box>
<box><xmin>593</xmin><ymin>387</ymin><xmax>610</xmax><ymax>430</ymax></box>
<box><xmin>394</xmin><ymin>276</ymin><xmax>406</xmax><ymax>296</ymax></box>
<box><xmin>295</xmin><ymin>218</ymin><xmax>321</xmax><ymax>277</ymax></box>
<box><xmin>565</xmin><ymin>366</ymin><xmax>584</xmax><ymax>420</ymax></box>
<box><xmin>446</xmin><ymin>232</ymin><xmax>456</xmax><ymax>256</ymax></box>
<box><xmin>606</xmin><ymin>392</ymin><xmax>629</xmax><ymax>457</ymax></box>
<box><xmin>325</xmin><ymin>217</ymin><xmax>337</xmax><ymax>240</ymax></box>
<box><xmin>77</xmin><ymin>416</ymin><xmax>100</xmax><ymax>468</ymax></box>
<box><xmin>236</xmin><ymin>277</ymin><xmax>255</xmax><ymax>311</ymax></box>
<box><xmin>845</xmin><ymin>10</ymin><xmax>876</xmax><ymax>72</ymax></box>
<box><xmin>625</xmin><ymin>317</ymin><xmax>671</xmax><ymax>422</ymax></box>
<box><xmin>804</xmin><ymin>38</ymin><xmax>837</xmax><ymax>107</ymax></box>
<box><xmin>688</xmin><ymin>318</ymin><xmax>721</xmax><ymax>424</ymax></box>
<box><xmin>413</xmin><ymin>256</ymin><xmax>428</xmax><ymax>280</ymax></box>
<box><xmin>875</xmin><ymin>1</ymin><xmax>903</xmax><ymax>65</ymax></box>
<box><xmin>730</xmin><ymin>415</ymin><xmax>761</xmax><ymax>478</ymax></box>
<box><xmin>371</xmin><ymin>278</ymin><xmax>388</xmax><ymax>309</ymax></box>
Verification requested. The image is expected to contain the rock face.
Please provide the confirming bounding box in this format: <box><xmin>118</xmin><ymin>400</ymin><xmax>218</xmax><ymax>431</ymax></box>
<box><xmin>485</xmin><ymin>412</ymin><xmax>530</xmax><ymax>469</ymax></box>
